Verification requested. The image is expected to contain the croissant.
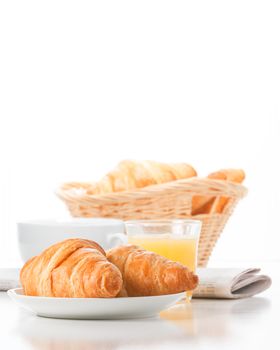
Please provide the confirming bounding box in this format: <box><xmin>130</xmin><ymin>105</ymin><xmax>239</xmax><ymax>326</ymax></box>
<box><xmin>192</xmin><ymin>168</ymin><xmax>245</xmax><ymax>215</ymax></box>
<box><xmin>87</xmin><ymin>160</ymin><xmax>197</xmax><ymax>195</ymax></box>
<box><xmin>20</xmin><ymin>238</ymin><xmax>123</xmax><ymax>298</ymax></box>
<box><xmin>106</xmin><ymin>245</ymin><xmax>198</xmax><ymax>297</ymax></box>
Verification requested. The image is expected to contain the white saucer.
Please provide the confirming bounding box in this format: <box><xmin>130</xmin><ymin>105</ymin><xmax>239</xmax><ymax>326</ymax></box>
<box><xmin>8</xmin><ymin>288</ymin><xmax>185</xmax><ymax>320</ymax></box>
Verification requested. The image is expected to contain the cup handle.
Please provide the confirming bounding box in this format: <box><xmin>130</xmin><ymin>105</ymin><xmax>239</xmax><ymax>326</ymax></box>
<box><xmin>107</xmin><ymin>233</ymin><xmax>128</xmax><ymax>248</ymax></box>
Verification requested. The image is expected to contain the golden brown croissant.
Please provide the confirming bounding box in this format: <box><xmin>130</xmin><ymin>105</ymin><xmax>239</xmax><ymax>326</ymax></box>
<box><xmin>106</xmin><ymin>245</ymin><xmax>198</xmax><ymax>297</ymax></box>
<box><xmin>192</xmin><ymin>168</ymin><xmax>245</xmax><ymax>215</ymax></box>
<box><xmin>87</xmin><ymin>160</ymin><xmax>197</xmax><ymax>195</ymax></box>
<box><xmin>20</xmin><ymin>238</ymin><xmax>123</xmax><ymax>298</ymax></box>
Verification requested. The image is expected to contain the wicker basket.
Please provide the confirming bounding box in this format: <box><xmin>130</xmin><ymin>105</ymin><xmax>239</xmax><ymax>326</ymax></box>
<box><xmin>57</xmin><ymin>178</ymin><xmax>247</xmax><ymax>267</ymax></box>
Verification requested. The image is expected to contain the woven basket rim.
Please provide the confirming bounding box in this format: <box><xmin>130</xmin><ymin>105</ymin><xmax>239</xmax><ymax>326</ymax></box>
<box><xmin>56</xmin><ymin>177</ymin><xmax>248</xmax><ymax>203</ymax></box>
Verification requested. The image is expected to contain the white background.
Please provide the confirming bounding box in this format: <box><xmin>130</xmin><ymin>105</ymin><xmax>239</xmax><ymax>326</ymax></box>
<box><xmin>0</xmin><ymin>1</ymin><xmax>279</xmax><ymax>266</ymax></box>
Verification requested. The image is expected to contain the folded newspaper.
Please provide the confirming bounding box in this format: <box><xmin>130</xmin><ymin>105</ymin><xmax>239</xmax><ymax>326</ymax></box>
<box><xmin>193</xmin><ymin>268</ymin><xmax>272</xmax><ymax>299</ymax></box>
<box><xmin>0</xmin><ymin>267</ymin><xmax>272</xmax><ymax>299</ymax></box>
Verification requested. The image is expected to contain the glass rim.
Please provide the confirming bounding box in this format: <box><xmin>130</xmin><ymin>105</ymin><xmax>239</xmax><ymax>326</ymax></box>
<box><xmin>125</xmin><ymin>219</ymin><xmax>202</xmax><ymax>227</ymax></box>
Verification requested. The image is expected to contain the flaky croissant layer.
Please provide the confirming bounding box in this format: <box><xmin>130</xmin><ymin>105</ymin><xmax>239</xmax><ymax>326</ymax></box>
<box><xmin>107</xmin><ymin>245</ymin><xmax>199</xmax><ymax>297</ymax></box>
<box><xmin>20</xmin><ymin>239</ymin><xmax>123</xmax><ymax>298</ymax></box>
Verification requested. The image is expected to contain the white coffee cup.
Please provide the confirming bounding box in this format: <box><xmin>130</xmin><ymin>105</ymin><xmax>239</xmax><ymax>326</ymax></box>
<box><xmin>17</xmin><ymin>218</ymin><xmax>125</xmax><ymax>262</ymax></box>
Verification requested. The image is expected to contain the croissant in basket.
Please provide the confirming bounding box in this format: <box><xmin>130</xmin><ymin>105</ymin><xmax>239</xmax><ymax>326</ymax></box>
<box><xmin>192</xmin><ymin>169</ymin><xmax>245</xmax><ymax>215</ymax></box>
<box><xmin>62</xmin><ymin>160</ymin><xmax>245</xmax><ymax>215</ymax></box>
<box><xmin>85</xmin><ymin>160</ymin><xmax>197</xmax><ymax>195</ymax></box>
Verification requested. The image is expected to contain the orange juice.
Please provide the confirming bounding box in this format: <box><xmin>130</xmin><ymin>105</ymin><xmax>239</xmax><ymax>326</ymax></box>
<box><xmin>128</xmin><ymin>234</ymin><xmax>197</xmax><ymax>272</ymax></box>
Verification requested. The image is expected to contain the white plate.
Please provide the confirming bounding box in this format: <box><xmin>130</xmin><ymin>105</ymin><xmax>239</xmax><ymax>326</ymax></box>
<box><xmin>8</xmin><ymin>288</ymin><xmax>185</xmax><ymax>320</ymax></box>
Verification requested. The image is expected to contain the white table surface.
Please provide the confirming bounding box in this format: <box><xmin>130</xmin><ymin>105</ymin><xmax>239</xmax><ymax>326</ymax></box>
<box><xmin>0</xmin><ymin>263</ymin><xmax>278</xmax><ymax>350</ymax></box>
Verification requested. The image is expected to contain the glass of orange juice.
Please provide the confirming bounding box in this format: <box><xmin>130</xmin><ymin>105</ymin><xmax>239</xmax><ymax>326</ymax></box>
<box><xmin>125</xmin><ymin>220</ymin><xmax>201</xmax><ymax>299</ymax></box>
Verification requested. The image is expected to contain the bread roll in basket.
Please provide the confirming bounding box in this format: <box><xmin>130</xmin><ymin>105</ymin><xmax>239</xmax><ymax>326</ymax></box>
<box><xmin>57</xmin><ymin>160</ymin><xmax>247</xmax><ymax>267</ymax></box>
